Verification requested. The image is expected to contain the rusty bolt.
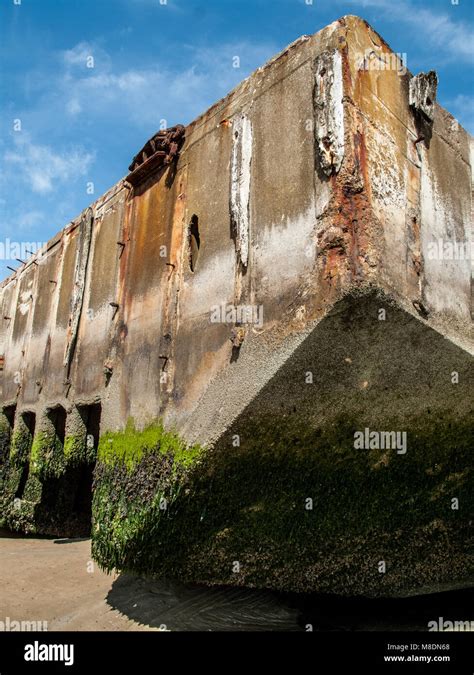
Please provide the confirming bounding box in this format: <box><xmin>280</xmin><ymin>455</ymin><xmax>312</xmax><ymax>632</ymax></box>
<box><xmin>230</xmin><ymin>327</ymin><xmax>246</xmax><ymax>348</ymax></box>
<box><xmin>103</xmin><ymin>361</ymin><xmax>114</xmax><ymax>376</ymax></box>
<box><xmin>413</xmin><ymin>300</ymin><xmax>429</xmax><ymax>319</ymax></box>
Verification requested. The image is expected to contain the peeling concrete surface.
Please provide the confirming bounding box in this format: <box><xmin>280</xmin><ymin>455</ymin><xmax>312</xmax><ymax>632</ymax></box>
<box><xmin>64</xmin><ymin>208</ymin><xmax>93</xmax><ymax>376</ymax></box>
<box><xmin>409</xmin><ymin>71</ymin><xmax>438</xmax><ymax>122</ymax></box>
<box><xmin>314</xmin><ymin>49</ymin><xmax>345</xmax><ymax>176</ymax></box>
<box><xmin>230</xmin><ymin>114</ymin><xmax>252</xmax><ymax>268</ymax></box>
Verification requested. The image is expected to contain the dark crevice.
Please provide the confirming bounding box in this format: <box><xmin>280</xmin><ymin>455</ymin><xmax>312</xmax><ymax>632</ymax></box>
<box><xmin>188</xmin><ymin>215</ymin><xmax>201</xmax><ymax>273</ymax></box>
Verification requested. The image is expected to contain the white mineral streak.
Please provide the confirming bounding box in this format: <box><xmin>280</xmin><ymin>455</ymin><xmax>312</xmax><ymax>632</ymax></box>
<box><xmin>230</xmin><ymin>114</ymin><xmax>252</xmax><ymax>267</ymax></box>
<box><xmin>314</xmin><ymin>49</ymin><xmax>344</xmax><ymax>176</ymax></box>
<box><xmin>19</xmin><ymin>289</ymin><xmax>32</xmax><ymax>316</ymax></box>
<box><xmin>409</xmin><ymin>71</ymin><xmax>438</xmax><ymax>122</ymax></box>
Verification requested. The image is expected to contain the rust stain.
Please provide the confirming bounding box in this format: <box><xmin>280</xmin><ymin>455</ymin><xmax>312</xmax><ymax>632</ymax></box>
<box><xmin>114</xmin><ymin>186</ymin><xmax>133</xmax><ymax>341</ymax></box>
<box><xmin>158</xmin><ymin>168</ymin><xmax>187</xmax><ymax>410</ymax></box>
<box><xmin>340</xmin><ymin>44</ymin><xmax>353</xmax><ymax>91</ymax></box>
<box><xmin>353</xmin><ymin>128</ymin><xmax>369</xmax><ymax>192</ymax></box>
<box><xmin>317</xmin><ymin>112</ymin><xmax>376</xmax><ymax>290</ymax></box>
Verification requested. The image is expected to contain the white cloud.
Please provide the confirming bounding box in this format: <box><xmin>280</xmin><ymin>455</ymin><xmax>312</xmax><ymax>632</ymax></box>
<box><xmin>416</xmin><ymin>5</ymin><xmax>473</xmax><ymax>61</ymax></box>
<box><xmin>63</xmin><ymin>42</ymin><xmax>94</xmax><ymax>67</ymax></box>
<box><xmin>4</xmin><ymin>134</ymin><xmax>95</xmax><ymax>194</ymax></box>
<box><xmin>341</xmin><ymin>0</ymin><xmax>473</xmax><ymax>62</ymax></box>
<box><xmin>0</xmin><ymin>36</ymin><xmax>276</xmax><ymax>285</ymax></box>
<box><xmin>63</xmin><ymin>41</ymin><xmax>111</xmax><ymax>70</ymax></box>
<box><xmin>127</xmin><ymin>0</ymin><xmax>183</xmax><ymax>10</ymax></box>
<box><xmin>17</xmin><ymin>210</ymin><xmax>45</xmax><ymax>229</ymax></box>
<box><xmin>448</xmin><ymin>94</ymin><xmax>474</xmax><ymax>134</ymax></box>
<box><xmin>66</xmin><ymin>98</ymin><xmax>82</xmax><ymax>115</ymax></box>
<box><xmin>59</xmin><ymin>41</ymin><xmax>277</xmax><ymax>128</ymax></box>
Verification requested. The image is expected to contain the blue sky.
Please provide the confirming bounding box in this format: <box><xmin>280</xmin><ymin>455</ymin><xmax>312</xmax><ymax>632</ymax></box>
<box><xmin>0</xmin><ymin>0</ymin><xmax>473</xmax><ymax>281</ymax></box>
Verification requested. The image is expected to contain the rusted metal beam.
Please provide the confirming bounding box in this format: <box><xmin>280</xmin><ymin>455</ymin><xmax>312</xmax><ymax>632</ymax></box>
<box><xmin>126</xmin><ymin>125</ymin><xmax>185</xmax><ymax>187</ymax></box>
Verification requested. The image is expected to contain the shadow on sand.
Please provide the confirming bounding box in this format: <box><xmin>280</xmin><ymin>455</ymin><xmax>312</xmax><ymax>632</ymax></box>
<box><xmin>106</xmin><ymin>574</ymin><xmax>473</xmax><ymax>632</ymax></box>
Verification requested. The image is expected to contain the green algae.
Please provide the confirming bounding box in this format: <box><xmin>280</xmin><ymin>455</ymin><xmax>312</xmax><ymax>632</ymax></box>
<box><xmin>92</xmin><ymin>420</ymin><xmax>204</xmax><ymax>571</ymax></box>
<box><xmin>30</xmin><ymin>430</ymin><xmax>65</xmax><ymax>479</ymax></box>
<box><xmin>10</xmin><ymin>426</ymin><xmax>33</xmax><ymax>466</ymax></box>
<box><xmin>0</xmin><ymin>417</ymin><xmax>11</xmax><ymax>464</ymax></box>
<box><xmin>64</xmin><ymin>434</ymin><xmax>94</xmax><ymax>466</ymax></box>
<box><xmin>97</xmin><ymin>420</ymin><xmax>203</xmax><ymax>471</ymax></box>
<box><xmin>1</xmin><ymin>418</ymin><xmax>96</xmax><ymax>536</ymax></box>
<box><xmin>91</xmin><ymin>413</ymin><xmax>473</xmax><ymax>596</ymax></box>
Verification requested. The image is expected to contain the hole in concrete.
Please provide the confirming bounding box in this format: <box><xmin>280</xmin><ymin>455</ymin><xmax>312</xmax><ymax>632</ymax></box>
<box><xmin>74</xmin><ymin>403</ymin><xmax>101</xmax><ymax>520</ymax></box>
<box><xmin>14</xmin><ymin>411</ymin><xmax>35</xmax><ymax>499</ymax></box>
<box><xmin>78</xmin><ymin>403</ymin><xmax>101</xmax><ymax>452</ymax></box>
<box><xmin>47</xmin><ymin>406</ymin><xmax>66</xmax><ymax>446</ymax></box>
<box><xmin>22</xmin><ymin>411</ymin><xmax>36</xmax><ymax>438</ymax></box>
<box><xmin>72</xmin><ymin>463</ymin><xmax>95</xmax><ymax>518</ymax></box>
<box><xmin>38</xmin><ymin>406</ymin><xmax>66</xmax><ymax>517</ymax></box>
<box><xmin>188</xmin><ymin>215</ymin><xmax>201</xmax><ymax>273</ymax></box>
<box><xmin>41</xmin><ymin>476</ymin><xmax>60</xmax><ymax>510</ymax></box>
<box><xmin>39</xmin><ymin>403</ymin><xmax>101</xmax><ymax>536</ymax></box>
<box><xmin>426</xmin><ymin>96</ymin><xmax>432</xmax><ymax>107</ymax></box>
<box><xmin>3</xmin><ymin>405</ymin><xmax>16</xmax><ymax>430</ymax></box>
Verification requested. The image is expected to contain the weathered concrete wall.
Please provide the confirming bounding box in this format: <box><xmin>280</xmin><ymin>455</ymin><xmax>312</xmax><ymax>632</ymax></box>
<box><xmin>342</xmin><ymin>18</ymin><xmax>472</xmax><ymax>346</ymax></box>
<box><xmin>0</xmin><ymin>16</ymin><xmax>472</xmax><ymax>595</ymax></box>
<box><xmin>1</xmin><ymin>16</ymin><xmax>471</xmax><ymax>437</ymax></box>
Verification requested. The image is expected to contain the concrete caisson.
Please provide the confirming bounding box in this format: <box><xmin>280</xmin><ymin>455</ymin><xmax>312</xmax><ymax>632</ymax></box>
<box><xmin>0</xmin><ymin>16</ymin><xmax>472</xmax><ymax>595</ymax></box>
